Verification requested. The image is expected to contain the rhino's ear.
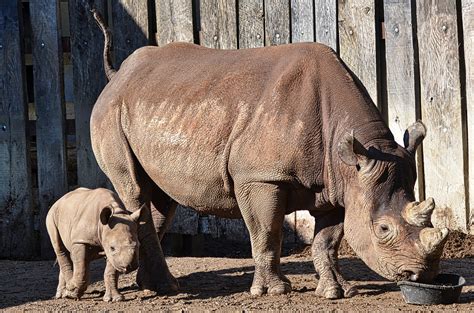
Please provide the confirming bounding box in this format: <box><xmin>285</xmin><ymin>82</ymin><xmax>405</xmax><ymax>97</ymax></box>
<box><xmin>337</xmin><ymin>131</ymin><xmax>369</xmax><ymax>167</ymax></box>
<box><xmin>130</xmin><ymin>202</ymin><xmax>148</xmax><ymax>223</ymax></box>
<box><xmin>403</xmin><ymin>120</ymin><xmax>426</xmax><ymax>154</ymax></box>
<box><xmin>100</xmin><ymin>206</ymin><xmax>113</xmax><ymax>225</ymax></box>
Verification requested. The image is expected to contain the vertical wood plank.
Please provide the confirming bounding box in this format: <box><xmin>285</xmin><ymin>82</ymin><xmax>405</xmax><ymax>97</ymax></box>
<box><xmin>463</xmin><ymin>0</ymin><xmax>474</xmax><ymax>232</ymax></box>
<box><xmin>238</xmin><ymin>0</ymin><xmax>264</xmax><ymax>48</ymax></box>
<box><xmin>111</xmin><ymin>0</ymin><xmax>149</xmax><ymax>68</ymax></box>
<box><xmin>384</xmin><ymin>0</ymin><xmax>417</xmax><ymax>145</ymax></box>
<box><xmin>291</xmin><ymin>0</ymin><xmax>314</xmax><ymax>43</ymax></box>
<box><xmin>264</xmin><ymin>0</ymin><xmax>294</xmax><ymax>242</ymax></box>
<box><xmin>384</xmin><ymin>0</ymin><xmax>422</xmax><ymax>199</ymax></box>
<box><xmin>30</xmin><ymin>0</ymin><xmax>68</xmax><ymax>257</ymax></box>
<box><xmin>155</xmin><ymin>0</ymin><xmax>198</xmax><ymax>236</ymax></box>
<box><xmin>338</xmin><ymin>0</ymin><xmax>378</xmax><ymax>104</ymax></box>
<box><xmin>199</xmin><ymin>0</ymin><xmax>239</xmax><ymax>238</ymax></box>
<box><xmin>315</xmin><ymin>0</ymin><xmax>338</xmax><ymax>51</ymax></box>
<box><xmin>417</xmin><ymin>1</ymin><xmax>467</xmax><ymax>230</ymax></box>
<box><xmin>69</xmin><ymin>0</ymin><xmax>109</xmax><ymax>189</ymax></box>
<box><xmin>0</xmin><ymin>1</ymin><xmax>35</xmax><ymax>258</ymax></box>
<box><xmin>200</xmin><ymin>0</ymin><xmax>237</xmax><ymax>49</ymax></box>
<box><xmin>156</xmin><ymin>0</ymin><xmax>194</xmax><ymax>46</ymax></box>
<box><xmin>265</xmin><ymin>0</ymin><xmax>290</xmax><ymax>46</ymax></box>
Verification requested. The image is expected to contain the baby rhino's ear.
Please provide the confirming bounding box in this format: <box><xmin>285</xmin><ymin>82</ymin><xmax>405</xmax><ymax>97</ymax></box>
<box><xmin>100</xmin><ymin>205</ymin><xmax>114</xmax><ymax>225</ymax></box>
<box><xmin>130</xmin><ymin>203</ymin><xmax>149</xmax><ymax>223</ymax></box>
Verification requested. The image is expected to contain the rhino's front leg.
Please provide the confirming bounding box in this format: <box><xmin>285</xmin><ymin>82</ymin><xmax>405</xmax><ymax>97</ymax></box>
<box><xmin>311</xmin><ymin>208</ymin><xmax>357</xmax><ymax>299</ymax></box>
<box><xmin>103</xmin><ymin>260</ymin><xmax>124</xmax><ymax>302</ymax></box>
<box><xmin>236</xmin><ymin>182</ymin><xmax>291</xmax><ymax>296</ymax></box>
<box><xmin>66</xmin><ymin>244</ymin><xmax>90</xmax><ymax>299</ymax></box>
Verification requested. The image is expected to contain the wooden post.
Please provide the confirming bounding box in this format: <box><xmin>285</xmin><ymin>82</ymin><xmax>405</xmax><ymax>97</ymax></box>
<box><xmin>68</xmin><ymin>0</ymin><xmax>109</xmax><ymax>189</ymax></box>
<box><xmin>200</xmin><ymin>0</ymin><xmax>240</xmax><ymax>239</ymax></box>
<box><xmin>291</xmin><ymin>0</ymin><xmax>314</xmax><ymax>43</ymax></box>
<box><xmin>338</xmin><ymin>0</ymin><xmax>379</xmax><ymax>105</ymax></box>
<box><xmin>265</xmin><ymin>0</ymin><xmax>290</xmax><ymax>46</ymax></box>
<box><xmin>111</xmin><ymin>0</ymin><xmax>149</xmax><ymax>68</ymax></box>
<box><xmin>417</xmin><ymin>1</ymin><xmax>467</xmax><ymax>231</ymax></box>
<box><xmin>315</xmin><ymin>0</ymin><xmax>338</xmax><ymax>52</ymax></box>
<box><xmin>463</xmin><ymin>0</ymin><xmax>474</xmax><ymax>233</ymax></box>
<box><xmin>154</xmin><ymin>0</ymin><xmax>199</xmax><ymax>236</ymax></box>
<box><xmin>384</xmin><ymin>0</ymin><xmax>417</xmax><ymax>145</ymax></box>
<box><xmin>384</xmin><ymin>0</ymin><xmax>423</xmax><ymax>199</ymax></box>
<box><xmin>238</xmin><ymin>0</ymin><xmax>264</xmax><ymax>48</ymax></box>
<box><xmin>200</xmin><ymin>0</ymin><xmax>237</xmax><ymax>49</ymax></box>
<box><xmin>156</xmin><ymin>0</ymin><xmax>194</xmax><ymax>46</ymax></box>
<box><xmin>30</xmin><ymin>0</ymin><xmax>68</xmax><ymax>258</ymax></box>
<box><xmin>0</xmin><ymin>1</ymin><xmax>35</xmax><ymax>258</ymax></box>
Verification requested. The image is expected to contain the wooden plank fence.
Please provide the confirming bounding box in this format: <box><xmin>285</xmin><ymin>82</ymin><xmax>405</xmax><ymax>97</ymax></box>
<box><xmin>0</xmin><ymin>0</ymin><xmax>473</xmax><ymax>258</ymax></box>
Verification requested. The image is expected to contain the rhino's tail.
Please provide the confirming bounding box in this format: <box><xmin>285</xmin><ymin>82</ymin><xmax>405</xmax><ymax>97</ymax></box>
<box><xmin>91</xmin><ymin>9</ymin><xmax>116</xmax><ymax>81</ymax></box>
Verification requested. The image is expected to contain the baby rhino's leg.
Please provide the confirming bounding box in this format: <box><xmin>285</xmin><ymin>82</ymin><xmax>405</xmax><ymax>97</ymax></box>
<box><xmin>103</xmin><ymin>260</ymin><xmax>124</xmax><ymax>302</ymax></box>
<box><xmin>66</xmin><ymin>244</ymin><xmax>90</xmax><ymax>299</ymax></box>
<box><xmin>46</xmin><ymin>214</ymin><xmax>73</xmax><ymax>299</ymax></box>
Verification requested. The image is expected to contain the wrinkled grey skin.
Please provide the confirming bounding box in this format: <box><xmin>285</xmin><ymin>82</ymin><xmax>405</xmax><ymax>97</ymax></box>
<box><xmin>46</xmin><ymin>188</ymin><xmax>144</xmax><ymax>302</ymax></box>
<box><xmin>89</xmin><ymin>11</ymin><xmax>448</xmax><ymax>299</ymax></box>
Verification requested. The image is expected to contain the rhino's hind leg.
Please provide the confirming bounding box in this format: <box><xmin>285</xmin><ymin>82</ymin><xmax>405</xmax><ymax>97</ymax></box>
<box><xmin>66</xmin><ymin>243</ymin><xmax>91</xmax><ymax>299</ymax></box>
<box><xmin>236</xmin><ymin>182</ymin><xmax>291</xmax><ymax>296</ymax></box>
<box><xmin>46</xmin><ymin>214</ymin><xmax>73</xmax><ymax>299</ymax></box>
<box><xmin>136</xmin><ymin>189</ymin><xmax>179</xmax><ymax>293</ymax></box>
<box><xmin>311</xmin><ymin>209</ymin><xmax>357</xmax><ymax>299</ymax></box>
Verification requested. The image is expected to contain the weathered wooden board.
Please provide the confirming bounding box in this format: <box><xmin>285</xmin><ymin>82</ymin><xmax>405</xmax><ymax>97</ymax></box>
<box><xmin>463</xmin><ymin>0</ymin><xmax>474</xmax><ymax>233</ymax></box>
<box><xmin>417</xmin><ymin>1</ymin><xmax>467</xmax><ymax>230</ymax></box>
<box><xmin>238</xmin><ymin>0</ymin><xmax>264</xmax><ymax>48</ymax></box>
<box><xmin>199</xmin><ymin>0</ymin><xmax>242</xmax><ymax>239</ymax></box>
<box><xmin>156</xmin><ymin>0</ymin><xmax>194</xmax><ymax>46</ymax></box>
<box><xmin>314</xmin><ymin>0</ymin><xmax>338</xmax><ymax>51</ymax></box>
<box><xmin>291</xmin><ymin>0</ymin><xmax>314</xmax><ymax>42</ymax></box>
<box><xmin>384</xmin><ymin>0</ymin><xmax>417</xmax><ymax>145</ymax></box>
<box><xmin>384</xmin><ymin>0</ymin><xmax>422</xmax><ymax>199</ymax></box>
<box><xmin>265</xmin><ymin>0</ymin><xmax>290</xmax><ymax>45</ymax></box>
<box><xmin>154</xmin><ymin>0</ymin><xmax>197</xmax><ymax>235</ymax></box>
<box><xmin>200</xmin><ymin>0</ymin><xmax>237</xmax><ymax>49</ymax></box>
<box><xmin>338</xmin><ymin>0</ymin><xmax>378</xmax><ymax>105</ymax></box>
<box><xmin>111</xmin><ymin>0</ymin><xmax>149</xmax><ymax>68</ymax></box>
<box><xmin>68</xmin><ymin>0</ymin><xmax>109</xmax><ymax>189</ymax></box>
<box><xmin>29</xmin><ymin>0</ymin><xmax>68</xmax><ymax>257</ymax></box>
<box><xmin>292</xmin><ymin>0</ymin><xmax>338</xmax><ymax>242</ymax></box>
<box><xmin>260</xmin><ymin>0</ymin><xmax>296</xmax><ymax>241</ymax></box>
<box><xmin>0</xmin><ymin>1</ymin><xmax>35</xmax><ymax>258</ymax></box>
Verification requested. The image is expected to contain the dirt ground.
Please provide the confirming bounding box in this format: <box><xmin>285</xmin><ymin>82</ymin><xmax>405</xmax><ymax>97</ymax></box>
<box><xmin>1</xmin><ymin>241</ymin><xmax>473</xmax><ymax>312</ymax></box>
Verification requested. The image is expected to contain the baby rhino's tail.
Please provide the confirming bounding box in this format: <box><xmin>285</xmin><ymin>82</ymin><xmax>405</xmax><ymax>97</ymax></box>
<box><xmin>91</xmin><ymin>9</ymin><xmax>116</xmax><ymax>81</ymax></box>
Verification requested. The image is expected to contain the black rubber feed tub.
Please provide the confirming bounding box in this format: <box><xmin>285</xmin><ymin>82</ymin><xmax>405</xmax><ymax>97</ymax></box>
<box><xmin>397</xmin><ymin>274</ymin><xmax>465</xmax><ymax>305</ymax></box>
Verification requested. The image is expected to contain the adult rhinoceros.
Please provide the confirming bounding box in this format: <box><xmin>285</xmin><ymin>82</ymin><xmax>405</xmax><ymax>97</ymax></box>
<box><xmin>90</xmin><ymin>11</ymin><xmax>448</xmax><ymax>299</ymax></box>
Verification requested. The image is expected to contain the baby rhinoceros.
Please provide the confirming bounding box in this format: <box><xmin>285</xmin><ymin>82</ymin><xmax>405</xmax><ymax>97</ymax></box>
<box><xmin>46</xmin><ymin>187</ymin><xmax>145</xmax><ymax>302</ymax></box>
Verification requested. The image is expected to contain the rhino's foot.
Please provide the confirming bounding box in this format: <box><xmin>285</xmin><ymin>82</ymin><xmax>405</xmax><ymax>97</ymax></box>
<box><xmin>250</xmin><ymin>276</ymin><xmax>291</xmax><ymax>296</ymax></box>
<box><xmin>103</xmin><ymin>292</ymin><xmax>124</xmax><ymax>302</ymax></box>
<box><xmin>315</xmin><ymin>279</ymin><xmax>358</xmax><ymax>299</ymax></box>
<box><xmin>65</xmin><ymin>281</ymin><xmax>85</xmax><ymax>300</ymax></box>
<box><xmin>55</xmin><ymin>288</ymin><xmax>67</xmax><ymax>299</ymax></box>
<box><xmin>137</xmin><ymin>268</ymin><xmax>179</xmax><ymax>294</ymax></box>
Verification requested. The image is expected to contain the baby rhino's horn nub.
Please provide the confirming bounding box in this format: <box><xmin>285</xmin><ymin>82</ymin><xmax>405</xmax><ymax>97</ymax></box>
<box><xmin>402</xmin><ymin>197</ymin><xmax>435</xmax><ymax>227</ymax></box>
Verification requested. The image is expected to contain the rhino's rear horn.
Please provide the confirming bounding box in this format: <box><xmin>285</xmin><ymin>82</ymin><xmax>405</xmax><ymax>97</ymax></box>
<box><xmin>404</xmin><ymin>120</ymin><xmax>426</xmax><ymax>154</ymax></box>
<box><xmin>402</xmin><ymin>198</ymin><xmax>435</xmax><ymax>227</ymax></box>
<box><xmin>419</xmin><ymin>227</ymin><xmax>449</xmax><ymax>255</ymax></box>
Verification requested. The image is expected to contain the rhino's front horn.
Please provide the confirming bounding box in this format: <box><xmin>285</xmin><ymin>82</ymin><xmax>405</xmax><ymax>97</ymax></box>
<box><xmin>419</xmin><ymin>227</ymin><xmax>449</xmax><ymax>255</ymax></box>
<box><xmin>402</xmin><ymin>197</ymin><xmax>435</xmax><ymax>227</ymax></box>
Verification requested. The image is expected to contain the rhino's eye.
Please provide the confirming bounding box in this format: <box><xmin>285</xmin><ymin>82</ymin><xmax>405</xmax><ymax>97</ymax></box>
<box><xmin>110</xmin><ymin>246</ymin><xmax>116</xmax><ymax>252</ymax></box>
<box><xmin>380</xmin><ymin>224</ymin><xmax>390</xmax><ymax>232</ymax></box>
<box><xmin>375</xmin><ymin>223</ymin><xmax>393</xmax><ymax>242</ymax></box>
